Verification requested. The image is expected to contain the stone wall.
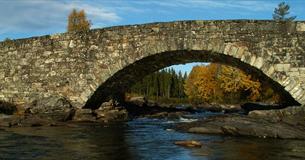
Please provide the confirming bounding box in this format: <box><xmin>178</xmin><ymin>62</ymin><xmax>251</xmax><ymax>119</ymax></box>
<box><xmin>0</xmin><ymin>20</ymin><xmax>305</xmax><ymax>108</ymax></box>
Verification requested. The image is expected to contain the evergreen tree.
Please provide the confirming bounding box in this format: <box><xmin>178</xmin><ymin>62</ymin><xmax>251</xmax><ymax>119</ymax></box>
<box><xmin>129</xmin><ymin>68</ymin><xmax>187</xmax><ymax>100</ymax></box>
<box><xmin>273</xmin><ymin>2</ymin><xmax>296</xmax><ymax>21</ymax></box>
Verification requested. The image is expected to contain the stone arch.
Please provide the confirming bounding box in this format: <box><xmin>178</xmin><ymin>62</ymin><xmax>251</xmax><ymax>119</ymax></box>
<box><xmin>84</xmin><ymin>44</ymin><xmax>302</xmax><ymax>109</ymax></box>
<box><xmin>1</xmin><ymin>20</ymin><xmax>304</xmax><ymax>108</ymax></box>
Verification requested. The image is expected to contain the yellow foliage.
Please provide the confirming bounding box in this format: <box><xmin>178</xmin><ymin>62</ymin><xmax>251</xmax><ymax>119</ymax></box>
<box><xmin>185</xmin><ymin>64</ymin><xmax>222</xmax><ymax>102</ymax></box>
<box><xmin>184</xmin><ymin>63</ymin><xmax>273</xmax><ymax>103</ymax></box>
<box><xmin>218</xmin><ymin>65</ymin><xmax>261</xmax><ymax>101</ymax></box>
<box><xmin>67</xmin><ymin>9</ymin><xmax>91</xmax><ymax>32</ymax></box>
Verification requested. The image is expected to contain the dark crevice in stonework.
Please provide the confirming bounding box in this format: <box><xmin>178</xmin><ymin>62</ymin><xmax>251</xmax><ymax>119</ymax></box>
<box><xmin>84</xmin><ymin>50</ymin><xmax>300</xmax><ymax>109</ymax></box>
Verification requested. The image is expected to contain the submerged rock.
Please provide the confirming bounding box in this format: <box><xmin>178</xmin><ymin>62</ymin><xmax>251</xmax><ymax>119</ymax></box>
<box><xmin>188</xmin><ymin>126</ymin><xmax>223</xmax><ymax>134</ymax></box>
<box><xmin>174</xmin><ymin>140</ymin><xmax>202</xmax><ymax>148</ymax></box>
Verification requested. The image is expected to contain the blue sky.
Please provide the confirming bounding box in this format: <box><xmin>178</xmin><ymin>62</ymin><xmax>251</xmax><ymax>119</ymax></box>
<box><xmin>0</xmin><ymin>0</ymin><xmax>304</xmax><ymax>73</ymax></box>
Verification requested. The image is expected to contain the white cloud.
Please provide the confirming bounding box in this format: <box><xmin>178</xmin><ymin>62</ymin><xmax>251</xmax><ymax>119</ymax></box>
<box><xmin>133</xmin><ymin>0</ymin><xmax>276</xmax><ymax>12</ymax></box>
<box><xmin>0</xmin><ymin>0</ymin><xmax>120</xmax><ymax>34</ymax></box>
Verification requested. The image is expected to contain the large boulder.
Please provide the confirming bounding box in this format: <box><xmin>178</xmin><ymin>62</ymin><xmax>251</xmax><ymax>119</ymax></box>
<box><xmin>248</xmin><ymin>106</ymin><xmax>305</xmax><ymax>124</ymax></box>
<box><xmin>177</xmin><ymin>106</ymin><xmax>305</xmax><ymax>139</ymax></box>
<box><xmin>26</xmin><ymin>96</ymin><xmax>74</xmax><ymax>122</ymax></box>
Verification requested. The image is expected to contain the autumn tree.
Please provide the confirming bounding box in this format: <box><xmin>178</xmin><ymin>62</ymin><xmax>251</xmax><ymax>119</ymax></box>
<box><xmin>273</xmin><ymin>2</ymin><xmax>296</xmax><ymax>21</ymax></box>
<box><xmin>184</xmin><ymin>66</ymin><xmax>203</xmax><ymax>102</ymax></box>
<box><xmin>218</xmin><ymin>65</ymin><xmax>261</xmax><ymax>101</ymax></box>
<box><xmin>184</xmin><ymin>63</ymin><xmax>279</xmax><ymax>104</ymax></box>
<box><xmin>185</xmin><ymin>65</ymin><xmax>223</xmax><ymax>103</ymax></box>
<box><xmin>67</xmin><ymin>9</ymin><xmax>91</xmax><ymax>32</ymax></box>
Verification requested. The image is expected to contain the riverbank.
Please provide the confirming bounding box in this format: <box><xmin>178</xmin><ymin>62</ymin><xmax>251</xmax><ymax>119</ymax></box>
<box><xmin>0</xmin><ymin>96</ymin><xmax>129</xmax><ymax>127</ymax></box>
<box><xmin>0</xmin><ymin>96</ymin><xmax>197</xmax><ymax>127</ymax></box>
<box><xmin>2</xmin><ymin>96</ymin><xmax>305</xmax><ymax>140</ymax></box>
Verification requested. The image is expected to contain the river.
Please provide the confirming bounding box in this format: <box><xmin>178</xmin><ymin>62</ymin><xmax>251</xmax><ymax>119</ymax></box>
<box><xmin>0</xmin><ymin>112</ymin><xmax>305</xmax><ymax>160</ymax></box>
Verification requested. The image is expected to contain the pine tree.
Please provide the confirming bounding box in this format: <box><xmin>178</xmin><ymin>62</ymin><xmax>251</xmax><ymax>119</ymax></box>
<box><xmin>129</xmin><ymin>68</ymin><xmax>188</xmax><ymax>100</ymax></box>
<box><xmin>273</xmin><ymin>2</ymin><xmax>296</xmax><ymax>21</ymax></box>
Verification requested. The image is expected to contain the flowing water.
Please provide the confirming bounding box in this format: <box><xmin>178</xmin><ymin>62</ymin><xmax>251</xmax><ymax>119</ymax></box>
<box><xmin>1</xmin><ymin>112</ymin><xmax>305</xmax><ymax>160</ymax></box>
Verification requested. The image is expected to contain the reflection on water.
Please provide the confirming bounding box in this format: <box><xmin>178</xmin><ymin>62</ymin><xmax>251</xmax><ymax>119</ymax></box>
<box><xmin>0</xmin><ymin>116</ymin><xmax>305</xmax><ymax>160</ymax></box>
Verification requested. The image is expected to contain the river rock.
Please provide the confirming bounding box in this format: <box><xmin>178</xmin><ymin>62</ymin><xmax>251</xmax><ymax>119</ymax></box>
<box><xmin>248</xmin><ymin>106</ymin><xmax>305</xmax><ymax>124</ymax></box>
<box><xmin>174</xmin><ymin>140</ymin><xmax>202</xmax><ymax>148</ymax></box>
<box><xmin>72</xmin><ymin>109</ymin><xmax>95</xmax><ymax>122</ymax></box>
<box><xmin>222</xmin><ymin>104</ymin><xmax>241</xmax><ymax>113</ymax></box>
<box><xmin>95</xmin><ymin>100</ymin><xmax>129</xmax><ymax>123</ymax></box>
<box><xmin>96</xmin><ymin>108</ymin><xmax>128</xmax><ymax>123</ymax></box>
<box><xmin>168</xmin><ymin>112</ymin><xmax>186</xmax><ymax>119</ymax></box>
<box><xmin>188</xmin><ymin>126</ymin><xmax>223</xmax><ymax>134</ymax></box>
<box><xmin>128</xmin><ymin>96</ymin><xmax>147</xmax><ymax>107</ymax></box>
<box><xmin>145</xmin><ymin>111</ymin><xmax>187</xmax><ymax>120</ymax></box>
<box><xmin>146</xmin><ymin>112</ymin><xmax>168</xmax><ymax>119</ymax></box>
<box><xmin>241</xmin><ymin>102</ymin><xmax>285</xmax><ymax>113</ymax></box>
<box><xmin>0</xmin><ymin>115</ymin><xmax>18</xmax><ymax>127</ymax></box>
<box><xmin>195</xmin><ymin>103</ymin><xmax>222</xmax><ymax>112</ymax></box>
<box><xmin>26</xmin><ymin>96</ymin><xmax>74</xmax><ymax>122</ymax></box>
<box><xmin>0</xmin><ymin>114</ymin><xmax>55</xmax><ymax>127</ymax></box>
<box><xmin>177</xmin><ymin>106</ymin><xmax>305</xmax><ymax>139</ymax></box>
<box><xmin>99</xmin><ymin>99</ymin><xmax>116</xmax><ymax>109</ymax></box>
<box><xmin>195</xmin><ymin>103</ymin><xmax>241</xmax><ymax>113</ymax></box>
<box><xmin>19</xmin><ymin>115</ymin><xmax>55</xmax><ymax>127</ymax></box>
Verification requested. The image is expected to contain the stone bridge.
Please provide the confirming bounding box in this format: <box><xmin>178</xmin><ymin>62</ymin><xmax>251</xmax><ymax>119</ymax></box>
<box><xmin>0</xmin><ymin>20</ymin><xmax>305</xmax><ymax>109</ymax></box>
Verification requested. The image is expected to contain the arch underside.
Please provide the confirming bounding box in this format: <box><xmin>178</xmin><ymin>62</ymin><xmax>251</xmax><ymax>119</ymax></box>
<box><xmin>84</xmin><ymin>50</ymin><xmax>300</xmax><ymax>109</ymax></box>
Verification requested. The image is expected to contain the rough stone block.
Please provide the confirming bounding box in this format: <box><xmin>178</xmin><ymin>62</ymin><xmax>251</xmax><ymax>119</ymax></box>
<box><xmin>253</xmin><ymin>57</ymin><xmax>264</xmax><ymax>69</ymax></box>
<box><xmin>296</xmin><ymin>22</ymin><xmax>305</xmax><ymax>32</ymax></box>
